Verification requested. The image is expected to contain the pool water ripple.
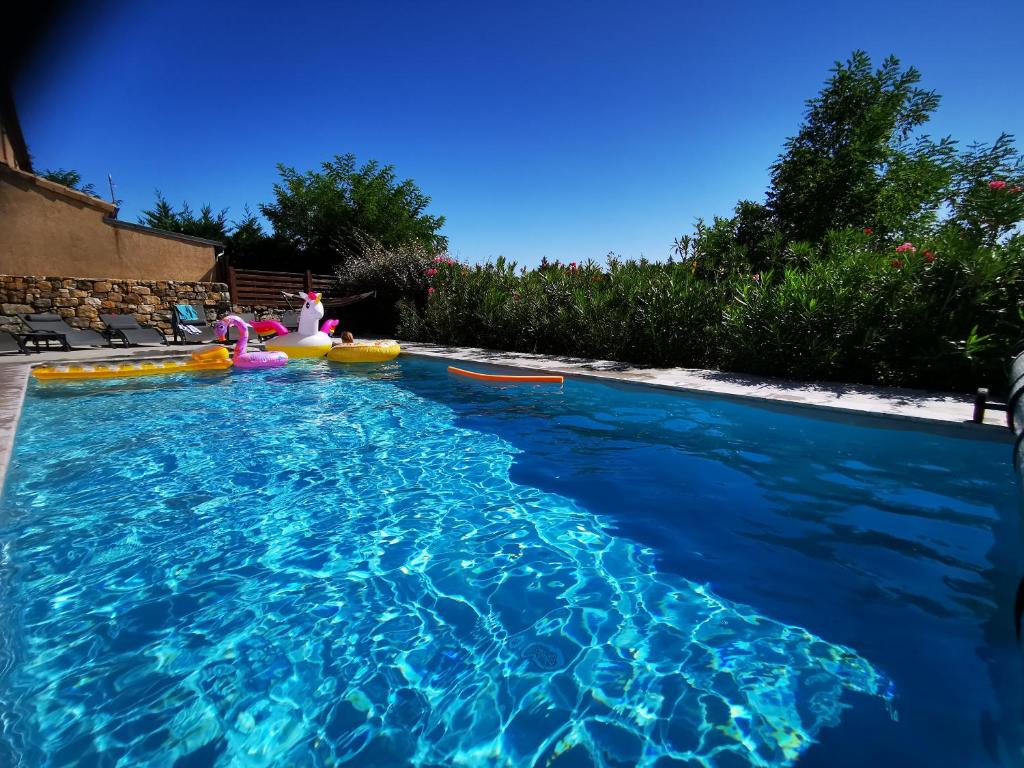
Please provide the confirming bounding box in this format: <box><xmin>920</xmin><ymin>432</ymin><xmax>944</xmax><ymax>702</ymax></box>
<box><xmin>0</xmin><ymin>364</ymin><xmax>897</xmax><ymax>766</ymax></box>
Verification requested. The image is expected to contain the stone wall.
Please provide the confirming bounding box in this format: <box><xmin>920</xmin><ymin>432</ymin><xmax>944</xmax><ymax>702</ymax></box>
<box><xmin>0</xmin><ymin>274</ymin><xmax>231</xmax><ymax>335</ymax></box>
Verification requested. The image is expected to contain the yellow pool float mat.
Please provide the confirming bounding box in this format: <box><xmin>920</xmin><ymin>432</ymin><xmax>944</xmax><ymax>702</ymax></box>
<box><xmin>326</xmin><ymin>340</ymin><xmax>401</xmax><ymax>363</ymax></box>
<box><xmin>32</xmin><ymin>347</ymin><xmax>232</xmax><ymax>380</ymax></box>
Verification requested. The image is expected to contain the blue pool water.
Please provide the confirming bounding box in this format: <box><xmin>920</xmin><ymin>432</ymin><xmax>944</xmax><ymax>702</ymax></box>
<box><xmin>0</xmin><ymin>357</ymin><xmax>1019</xmax><ymax>766</ymax></box>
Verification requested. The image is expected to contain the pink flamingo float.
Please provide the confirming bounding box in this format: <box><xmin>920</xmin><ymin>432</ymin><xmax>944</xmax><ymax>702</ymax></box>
<box><xmin>214</xmin><ymin>315</ymin><xmax>289</xmax><ymax>369</ymax></box>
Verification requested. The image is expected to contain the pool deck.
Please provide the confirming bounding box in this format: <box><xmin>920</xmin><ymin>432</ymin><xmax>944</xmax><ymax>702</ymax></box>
<box><xmin>0</xmin><ymin>340</ymin><xmax>1007</xmax><ymax>487</ymax></box>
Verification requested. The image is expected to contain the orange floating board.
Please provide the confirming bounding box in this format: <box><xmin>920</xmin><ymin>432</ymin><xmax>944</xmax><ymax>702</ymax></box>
<box><xmin>448</xmin><ymin>366</ymin><xmax>563</xmax><ymax>384</ymax></box>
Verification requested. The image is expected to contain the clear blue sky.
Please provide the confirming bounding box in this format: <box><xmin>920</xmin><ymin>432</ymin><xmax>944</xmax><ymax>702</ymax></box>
<box><xmin>15</xmin><ymin>0</ymin><xmax>1024</xmax><ymax>267</ymax></box>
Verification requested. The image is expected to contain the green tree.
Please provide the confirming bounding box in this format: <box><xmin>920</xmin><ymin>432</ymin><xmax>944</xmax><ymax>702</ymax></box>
<box><xmin>767</xmin><ymin>51</ymin><xmax>949</xmax><ymax>244</ymax></box>
<box><xmin>42</xmin><ymin>168</ymin><xmax>96</xmax><ymax>196</ymax></box>
<box><xmin>260</xmin><ymin>153</ymin><xmax>447</xmax><ymax>272</ymax></box>
<box><xmin>224</xmin><ymin>205</ymin><xmax>291</xmax><ymax>268</ymax></box>
<box><xmin>225</xmin><ymin>205</ymin><xmax>265</xmax><ymax>258</ymax></box>
<box><xmin>138</xmin><ymin>191</ymin><xmax>230</xmax><ymax>241</ymax></box>
<box><xmin>943</xmin><ymin>134</ymin><xmax>1024</xmax><ymax>247</ymax></box>
<box><xmin>138</xmin><ymin>191</ymin><xmax>180</xmax><ymax>231</ymax></box>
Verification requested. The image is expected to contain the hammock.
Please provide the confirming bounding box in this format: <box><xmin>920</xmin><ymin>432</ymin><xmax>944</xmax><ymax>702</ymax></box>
<box><xmin>280</xmin><ymin>290</ymin><xmax>376</xmax><ymax>309</ymax></box>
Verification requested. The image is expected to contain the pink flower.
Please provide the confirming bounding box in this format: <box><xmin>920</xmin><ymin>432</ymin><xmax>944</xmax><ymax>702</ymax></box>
<box><xmin>863</xmin><ymin>227</ymin><xmax>873</xmax><ymax>235</ymax></box>
<box><xmin>895</xmin><ymin>242</ymin><xmax>916</xmax><ymax>254</ymax></box>
<box><xmin>752</xmin><ymin>273</ymin><xmax>761</xmax><ymax>282</ymax></box>
<box><xmin>923</xmin><ymin>250</ymin><xmax>935</xmax><ymax>263</ymax></box>
<box><xmin>427</xmin><ymin>287</ymin><xmax>435</xmax><ymax>296</ymax></box>
<box><xmin>989</xmin><ymin>180</ymin><xmax>1008</xmax><ymax>190</ymax></box>
<box><xmin>568</xmin><ymin>262</ymin><xmax>578</xmax><ymax>271</ymax></box>
<box><xmin>424</xmin><ymin>268</ymin><xmax>438</xmax><ymax>277</ymax></box>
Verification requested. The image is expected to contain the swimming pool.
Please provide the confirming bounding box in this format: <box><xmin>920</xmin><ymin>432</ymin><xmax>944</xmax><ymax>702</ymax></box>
<box><xmin>0</xmin><ymin>357</ymin><xmax>1019</xmax><ymax>766</ymax></box>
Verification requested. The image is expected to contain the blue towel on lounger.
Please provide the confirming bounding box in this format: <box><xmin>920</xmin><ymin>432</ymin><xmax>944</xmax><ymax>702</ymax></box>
<box><xmin>175</xmin><ymin>304</ymin><xmax>199</xmax><ymax>322</ymax></box>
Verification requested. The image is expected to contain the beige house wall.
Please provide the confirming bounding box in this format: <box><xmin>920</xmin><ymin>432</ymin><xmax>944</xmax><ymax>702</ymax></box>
<box><xmin>0</xmin><ymin>164</ymin><xmax>221</xmax><ymax>282</ymax></box>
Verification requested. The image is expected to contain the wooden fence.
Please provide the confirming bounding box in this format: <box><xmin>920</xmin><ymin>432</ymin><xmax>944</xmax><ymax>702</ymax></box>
<box><xmin>227</xmin><ymin>267</ymin><xmax>335</xmax><ymax>307</ymax></box>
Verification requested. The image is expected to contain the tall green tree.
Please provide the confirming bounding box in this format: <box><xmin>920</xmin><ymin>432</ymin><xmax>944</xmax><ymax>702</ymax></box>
<box><xmin>138</xmin><ymin>191</ymin><xmax>230</xmax><ymax>241</ymax></box>
<box><xmin>260</xmin><ymin>153</ymin><xmax>447</xmax><ymax>272</ymax></box>
<box><xmin>42</xmin><ymin>168</ymin><xmax>96</xmax><ymax>196</ymax></box>
<box><xmin>223</xmin><ymin>205</ymin><xmax>292</xmax><ymax>268</ymax></box>
<box><xmin>767</xmin><ymin>51</ymin><xmax>952</xmax><ymax>244</ymax></box>
<box><xmin>225</xmin><ymin>205</ymin><xmax>266</xmax><ymax>257</ymax></box>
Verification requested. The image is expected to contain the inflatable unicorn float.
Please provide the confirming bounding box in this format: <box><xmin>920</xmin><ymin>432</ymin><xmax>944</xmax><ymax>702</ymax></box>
<box><xmin>218</xmin><ymin>291</ymin><xmax>400</xmax><ymax>366</ymax></box>
<box><xmin>265</xmin><ymin>291</ymin><xmax>339</xmax><ymax>359</ymax></box>
<box><xmin>211</xmin><ymin>293</ymin><xmax>338</xmax><ymax>368</ymax></box>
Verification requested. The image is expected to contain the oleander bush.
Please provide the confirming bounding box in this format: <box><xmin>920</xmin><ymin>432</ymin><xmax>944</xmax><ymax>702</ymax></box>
<box><xmin>718</xmin><ymin>234</ymin><xmax>1024</xmax><ymax>389</ymax></box>
<box><xmin>395</xmin><ymin>231</ymin><xmax>1023</xmax><ymax>392</ymax></box>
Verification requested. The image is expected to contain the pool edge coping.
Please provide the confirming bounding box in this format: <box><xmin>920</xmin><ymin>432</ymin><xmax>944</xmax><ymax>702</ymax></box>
<box><xmin>0</xmin><ymin>364</ymin><xmax>32</xmax><ymax>491</ymax></box>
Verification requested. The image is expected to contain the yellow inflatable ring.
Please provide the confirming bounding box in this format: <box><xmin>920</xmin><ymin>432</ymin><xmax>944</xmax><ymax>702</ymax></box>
<box><xmin>326</xmin><ymin>340</ymin><xmax>401</xmax><ymax>363</ymax></box>
<box><xmin>263</xmin><ymin>343</ymin><xmax>331</xmax><ymax>359</ymax></box>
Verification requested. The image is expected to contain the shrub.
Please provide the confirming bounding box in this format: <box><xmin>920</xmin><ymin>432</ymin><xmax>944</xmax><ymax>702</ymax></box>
<box><xmin>415</xmin><ymin>257</ymin><xmax>725</xmax><ymax>366</ymax></box>
<box><xmin>409</xmin><ymin>234</ymin><xmax>1024</xmax><ymax>393</ymax></box>
<box><xmin>333</xmin><ymin>236</ymin><xmax>438</xmax><ymax>334</ymax></box>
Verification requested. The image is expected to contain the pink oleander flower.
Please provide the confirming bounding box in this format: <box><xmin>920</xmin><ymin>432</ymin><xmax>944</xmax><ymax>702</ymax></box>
<box><xmin>752</xmin><ymin>273</ymin><xmax>761</xmax><ymax>282</ymax></box>
<box><xmin>895</xmin><ymin>242</ymin><xmax>916</xmax><ymax>254</ymax></box>
<box><xmin>424</xmin><ymin>268</ymin><xmax>438</xmax><ymax>277</ymax></box>
<box><xmin>568</xmin><ymin>262</ymin><xmax>578</xmax><ymax>271</ymax></box>
<box><xmin>989</xmin><ymin>180</ymin><xmax>1008</xmax><ymax>190</ymax></box>
<box><xmin>923</xmin><ymin>250</ymin><xmax>935</xmax><ymax>263</ymax></box>
<box><xmin>427</xmin><ymin>287</ymin><xmax>435</xmax><ymax>296</ymax></box>
<box><xmin>863</xmin><ymin>227</ymin><xmax>873</xmax><ymax>235</ymax></box>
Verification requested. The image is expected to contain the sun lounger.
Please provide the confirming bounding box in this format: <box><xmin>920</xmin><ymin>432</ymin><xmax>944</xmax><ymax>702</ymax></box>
<box><xmin>18</xmin><ymin>313</ymin><xmax>109</xmax><ymax>349</ymax></box>
<box><xmin>279</xmin><ymin>310</ymin><xmax>300</xmax><ymax>332</ymax></box>
<box><xmin>171</xmin><ymin>303</ymin><xmax>220</xmax><ymax>344</ymax></box>
<box><xmin>101</xmin><ymin>314</ymin><xmax>167</xmax><ymax>346</ymax></box>
<box><xmin>226</xmin><ymin>312</ymin><xmax>259</xmax><ymax>345</ymax></box>
<box><xmin>0</xmin><ymin>331</ymin><xmax>26</xmax><ymax>355</ymax></box>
